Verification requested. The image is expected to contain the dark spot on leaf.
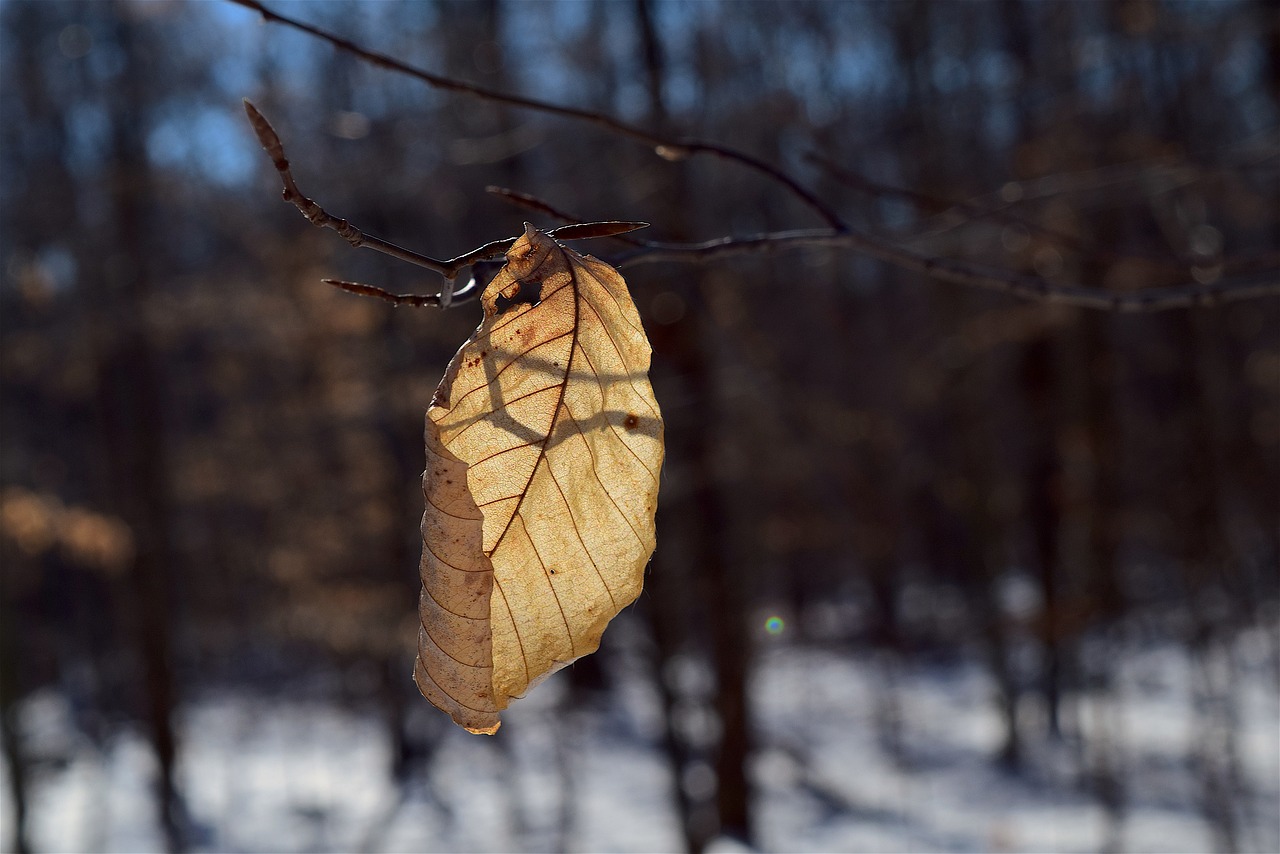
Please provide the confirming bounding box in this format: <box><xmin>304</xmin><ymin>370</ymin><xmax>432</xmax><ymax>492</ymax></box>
<box><xmin>624</xmin><ymin>413</ymin><xmax>639</xmax><ymax>429</ymax></box>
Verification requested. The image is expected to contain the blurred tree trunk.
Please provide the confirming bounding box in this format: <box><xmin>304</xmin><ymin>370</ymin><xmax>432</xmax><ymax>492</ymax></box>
<box><xmin>86</xmin><ymin>5</ymin><xmax>185</xmax><ymax>850</ymax></box>
<box><xmin>1079</xmin><ymin>314</ymin><xmax>1124</xmax><ymax>620</ymax></box>
<box><xmin>1020</xmin><ymin>335</ymin><xmax>1067</xmax><ymax>738</ymax></box>
<box><xmin>1180</xmin><ymin>307</ymin><xmax>1244</xmax><ymax>852</ymax></box>
<box><xmin>960</xmin><ymin>364</ymin><xmax>1022</xmax><ymax>770</ymax></box>
<box><xmin>1002</xmin><ymin>0</ymin><xmax>1074</xmax><ymax>743</ymax></box>
<box><xmin>634</xmin><ymin>1</ymin><xmax>754</xmax><ymax>847</ymax></box>
<box><xmin>0</xmin><ymin>549</ymin><xmax>31</xmax><ymax>854</ymax></box>
<box><xmin>641</xmin><ymin>561</ymin><xmax>710</xmax><ymax>853</ymax></box>
<box><xmin>898</xmin><ymin>0</ymin><xmax>1024</xmax><ymax>769</ymax></box>
<box><xmin>648</xmin><ymin>301</ymin><xmax>753</xmax><ymax>849</ymax></box>
<box><xmin>375</xmin><ymin>324</ymin><xmax>423</xmax><ymax>785</ymax></box>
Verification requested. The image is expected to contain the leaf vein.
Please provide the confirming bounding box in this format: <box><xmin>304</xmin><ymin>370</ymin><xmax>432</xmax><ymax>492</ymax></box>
<box><xmin>571</xmin><ymin>256</ymin><xmax>646</xmax><ymax>338</ymax></box>
<box><xmin>545</xmin><ymin>449</ymin><xmax>616</xmax><ymax>608</ymax></box>
<box><xmin>421</xmin><ymin>623</ymin><xmax>490</xmax><ymax>669</ymax></box>
<box><xmin>446</xmin><ymin>331</ymin><xmax>573</xmax><ymax>412</ymax></box>
<box><xmin>424</xmin><ymin>494</ymin><xmax>478</xmax><ymax>523</ymax></box>
<box><xmin>484</xmin><ymin>252</ymin><xmax>580</xmax><ymax>571</ymax></box>
<box><xmin>513</xmin><ymin>509</ymin><xmax>576</xmax><ymax>656</ymax></box>
<box><xmin>422</xmin><ymin>580</ymin><xmax>484</xmax><ymax>622</ymax></box>
<box><xmin>446</xmin><ymin>382</ymin><xmax>562</xmax><ymax>445</ymax></box>
<box><xmin>463</xmin><ymin>439</ymin><xmax>540</xmax><ymax>470</ymax></box>
<box><xmin>577</xmin><ymin>293</ymin><xmax>662</xmax><ymax>422</ymax></box>
<box><xmin>573</xmin><ymin>343</ymin><xmax>661</xmax><ymax>484</ymax></box>
<box><xmin>416</xmin><ymin>655</ymin><xmax>496</xmax><ymax>715</ymax></box>
<box><xmin>562</xmin><ymin>400</ymin><xmax>649</xmax><ymax>549</ymax></box>
<box><xmin>422</xmin><ymin>536</ymin><xmax>489</xmax><ymax>573</ymax></box>
<box><xmin>490</xmin><ymin>575</ymin><xmax>531</xmax><ymax>691</ymax></box>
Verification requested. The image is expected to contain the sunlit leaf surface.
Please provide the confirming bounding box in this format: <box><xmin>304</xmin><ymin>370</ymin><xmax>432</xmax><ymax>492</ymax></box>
<box><xmin>414</xmin><ymin>225</ymin><xmax>664</xmax><ymax>733</ymax></box>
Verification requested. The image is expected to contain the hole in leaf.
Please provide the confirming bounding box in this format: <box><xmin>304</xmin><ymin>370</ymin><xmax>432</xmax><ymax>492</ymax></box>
<box><xmin>494</xmin><ymin>278</ymin><xmax>543</xmax><ymax>313</ymax></box>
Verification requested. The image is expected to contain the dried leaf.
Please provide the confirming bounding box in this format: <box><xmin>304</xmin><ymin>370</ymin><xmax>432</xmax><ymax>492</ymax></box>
<box><xmin>414</xmin><ymin>224</ymin><xmax>664</xmax><ymax>734</ymax></box>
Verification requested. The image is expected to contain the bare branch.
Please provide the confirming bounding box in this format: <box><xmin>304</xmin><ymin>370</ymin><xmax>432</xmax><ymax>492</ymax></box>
<box><xmin>811</xmin><ymin>153</ymin><xmax>1280</xmax><ymax>283</ymax></box>
<box><xmin>614</xmin><ymin>228</ymin><xmax>1280</xmax><ymax>313</ymax></box>
<box><xmin>480</xmin><ymin>182</ymin><xmax>1280</xmax><ymax>311</ymax></box>
<box><xmin>242</xmin><ymin>99</ymin><xmax>459</xmax><ymax>278</ymax></box>
<box><xmin>239</xmin><ymin>16</ymin><xmax>1279</xmax><ymax>314</ymax></box>
<box><xmin>807</xmin><ymin>152</ymin><xmax>1185</xmax><ymax>267</ymax></box>
<box><xmin>229</xmin><ymin>0</ymin><xmax>845</xmax><ymax>231</ymax></box>
<box><xmin>246</xmin><ymin>103</ymin><xmax>662</xmax><ymax>308</ymax></box>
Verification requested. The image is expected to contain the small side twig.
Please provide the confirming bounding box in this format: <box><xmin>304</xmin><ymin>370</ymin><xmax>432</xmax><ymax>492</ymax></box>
<box><xmin>243</xmin><ymin>99</ymin><xmax>460</xmax><ymax>277</ymax></box>
<box><xmin>487</xmin><ymin>187</ymin><xmax>589</xmax><ymax>229</ymax></box>
<box><xmin>245</xmin><ymin>102</ymin><xmax>649</xmax><ymax>308</ymax></box>
<box><xmin>487</xmin><ymin>187</ymin><xmax>657</xmax><ymax>250</ymax></box>
<box><xmin>322</xmin><ymin>279</ymin><xmax>441</xmax><ymax>307</ymax></box>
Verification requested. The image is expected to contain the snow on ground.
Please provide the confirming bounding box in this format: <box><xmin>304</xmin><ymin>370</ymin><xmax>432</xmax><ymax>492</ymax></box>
<box><xmin>3</xmin><ymin>625</ymin><xmax>1277</xmax><ymax>853</ymax></box>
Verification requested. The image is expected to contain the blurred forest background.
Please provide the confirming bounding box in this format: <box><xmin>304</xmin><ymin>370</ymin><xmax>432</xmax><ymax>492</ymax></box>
<box><xmin>1</xmin><ymin>0</ymin><xmax>1278</xmax><ymax>852</ymax></box>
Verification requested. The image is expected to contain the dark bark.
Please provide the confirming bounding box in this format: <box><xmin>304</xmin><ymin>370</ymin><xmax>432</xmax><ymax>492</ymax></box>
<box><xmin>83</xmin><ymin>6</ymin><xmax>185</xmax><ymax>849</ymax></box>
<box><xmin>0</xmin><ymin>551</ymin><xmax>32</xmax><ymax>854</ymax></box>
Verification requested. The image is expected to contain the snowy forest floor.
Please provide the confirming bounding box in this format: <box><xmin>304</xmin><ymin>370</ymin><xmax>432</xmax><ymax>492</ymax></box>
<box><xmin>4</xmin><ymin>618</ymin><xmax>1278</xmax><ymax>853</ymax></box>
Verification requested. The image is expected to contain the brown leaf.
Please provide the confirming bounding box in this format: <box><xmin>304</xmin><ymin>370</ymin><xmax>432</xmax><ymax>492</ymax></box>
<box><xmin>414</xmin><ymin>224</ymin><xmax>664</xmax><ymax>734</ymax></box>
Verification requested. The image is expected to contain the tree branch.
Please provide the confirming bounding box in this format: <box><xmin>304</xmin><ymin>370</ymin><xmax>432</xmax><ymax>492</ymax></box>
<box><xmin>807</xmin><ymin>152</ymin><xmax>1186</xmax><ymax>268</ymax></box>
<box><xmin>486</xmin><ymin>187</ymin><xmax>594</xmax><ymax>231</ymax></box>
<box><xmin>236</xmin><ymin>5</ymin><xmax>1280</xmax><ymax>314</ymax></box>
<box><xmin>487</xmin><ymin>186</ymin><xmax>1280</xmax><ymax>312</ymax></box>
<box><xmin>613</xmin><ymin>228</ymin><xmax>1280</xmax><ymax>312</ymax></box>
<box><xmin>243</xmin><ymin>99</ymin><xmax>466</xmax><ymax>278</ymax></box>
<box><xmin>228</xmin><ymin>0</ymin><xmax>846</xmax><ymax>231</ymax></box>
<box><xmin>245</xmin><ymin>101</ymin><xmax>649</xmax><ymax>307</ymax></box>
<box><xmin>323</xmin><ymin>279</ymin><xmax>441</xmax><ymax>307</ymax></box>
<box><xmin>810</xmin><ymin>152</ymin><xmax>1280</xmax><ymax>282</ymax></box>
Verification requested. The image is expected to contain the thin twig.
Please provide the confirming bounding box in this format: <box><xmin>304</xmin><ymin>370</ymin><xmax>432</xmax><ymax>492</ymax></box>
<box><xmin>245</xmin><ymin>101</ymin><xmax>646</xmax><ymax>302</ymax></box>
<box><xmin>229</xmin><ymin>0</ymin><xmax>846</xmax><ymax>231</ymax></box>
<box><xmin>243</xmin><ymin>99</ymin><xmax>460</xmax><ymax>277</ymax></box>
<box><xmin>486</xmin><ymin>187</ymin><xmax>591</xmax><ymax>229</ymax></box>
<box><xmin>808</xmin><ymin>152</ymin><xmax>1187</xmax><ymax>267</ymax></box>
<box><xmin>487</xmin><ymin>187</ymin><xmax>654</xmax><ymax>250</ymax></box>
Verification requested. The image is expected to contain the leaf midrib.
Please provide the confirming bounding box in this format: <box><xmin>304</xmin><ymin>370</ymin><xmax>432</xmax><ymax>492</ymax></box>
<box><xmin>482</xmin><ymin>252</ymin><xmax>583</xmax><ymax>683</ymax></box>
